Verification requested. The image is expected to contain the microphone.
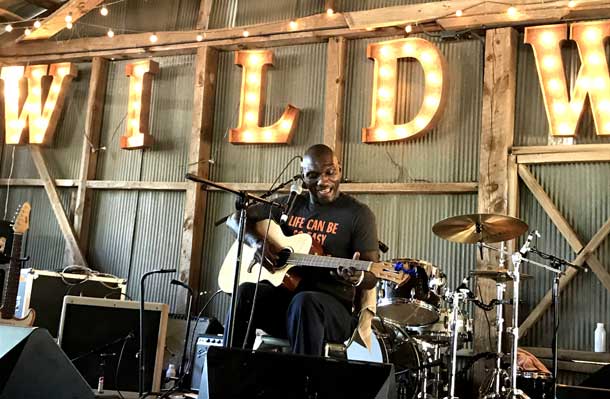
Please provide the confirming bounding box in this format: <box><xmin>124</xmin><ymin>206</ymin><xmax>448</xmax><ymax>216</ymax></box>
<box><xmin>520</xmin><ymin>230</ymin><xmax>539</xmax><ymax>256</ymax></box>
<box><xmin>171</xmin><ymin>279</ymin><xmax>190</xmax><ymax>289</ymax></box>
<box><xmin>280</xmin><ymin>177</ymin><xmax>302</xmax><ymax>224</ymax></box>
<box><xmin>456</xmin><ymin>276</ymin><xmax>470</xmax><ymax>292</ymax></box>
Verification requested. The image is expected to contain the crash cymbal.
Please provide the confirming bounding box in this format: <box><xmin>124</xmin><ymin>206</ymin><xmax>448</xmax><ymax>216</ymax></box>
<box><xmin>470</xmin><ymin>268</ymin><xmax>533</xmax><ymax>282</ymax></box>
<box><xmin>432</xmin><ymin>213</ymin><xmax>528</xmax><ymax>244</ymax></box>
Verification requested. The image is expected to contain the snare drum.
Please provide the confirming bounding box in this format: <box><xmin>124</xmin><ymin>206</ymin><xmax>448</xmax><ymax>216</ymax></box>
<box><xmin>518</xmin><ymin>371</ymin><xmax>553</xmax><ymax>399</ymax></box>
<box><xmin>377</xmin><ymin>259</ymin><xmax>440</xmax><ymax>327</ymax></box>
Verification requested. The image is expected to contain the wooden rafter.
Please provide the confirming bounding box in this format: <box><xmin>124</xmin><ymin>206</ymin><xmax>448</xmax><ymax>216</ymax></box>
<box><xmin>21</xmin><ymin>0</ymin><xmax>106</xmax><ymax>41</ymax></box>
<box><xmin>518</xmin><ymin>164</ymin><xmax>610</xmax><ymax>337</ymax></box>
<box><xmin>2</xmin><ymin>0</ymin><xmax>610</xmax><ymax>62</ymax></box>
<box><xmin>196</xmin><ymin>0</ymin><xmax>214</xmax><ymax>30</ymax></box>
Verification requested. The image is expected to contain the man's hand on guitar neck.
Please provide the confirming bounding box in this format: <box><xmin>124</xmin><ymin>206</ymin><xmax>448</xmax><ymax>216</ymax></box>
<box><xmin>337</xmin><ymin>252</ymin><xmax>365</xmax><ymax>286</ymax></box>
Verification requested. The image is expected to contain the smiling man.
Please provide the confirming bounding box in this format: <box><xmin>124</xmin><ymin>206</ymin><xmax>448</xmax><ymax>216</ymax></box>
<box><xmin>226</xmin><ymin>144</ymin><xmax>380</xmax><ymax>356</ymax></box>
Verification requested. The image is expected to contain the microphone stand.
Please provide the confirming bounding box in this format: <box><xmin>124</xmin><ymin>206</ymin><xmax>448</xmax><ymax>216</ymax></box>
<box><xmin>170</xmin><ymin>279</ymin><xmax>193</xmax><ymax>390</ymax></box>
<box><xmin>185</xmin><ymin>174</ymin><xmax>283</xmax><ymax>349</ymax></box>
<box><xmin>139</xmin><ymin>269</ymin><xmax>176</xmax><ymax>398</ymax></box>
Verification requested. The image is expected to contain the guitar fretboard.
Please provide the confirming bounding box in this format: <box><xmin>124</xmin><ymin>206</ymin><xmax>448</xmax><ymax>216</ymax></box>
<box><xmin>287</xmin><ymin>253</ymin><xmax>373</xmax><ymax>271</ymax></box>
<box><xmin>1</xmin><ymin>233</ymin><xmax>22</xmax><ymax>320</ymax></box>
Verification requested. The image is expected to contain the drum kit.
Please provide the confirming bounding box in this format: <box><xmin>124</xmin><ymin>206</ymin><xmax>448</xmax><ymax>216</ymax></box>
<box><xmin>348</xmin><ymin>213</ymin><xmax>582</xmax><ymax>399</ymax></box>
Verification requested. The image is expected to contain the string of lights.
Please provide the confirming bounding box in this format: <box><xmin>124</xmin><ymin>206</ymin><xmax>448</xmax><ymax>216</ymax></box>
<box><xmin>0</xmin><ymin>0</ymin><xmax>602</xmax><ymax>44</ymax></box>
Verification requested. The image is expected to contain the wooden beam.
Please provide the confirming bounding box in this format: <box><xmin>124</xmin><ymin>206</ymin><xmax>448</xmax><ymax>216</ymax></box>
<box><xmin>196</xmin><ymin>0</ymin><xmax>214</xmax><ymax>30</ymax></box>
<box><xmin>323</xmin><ymin>36</ymin><xmax>347</xmax><ymax>161</ymax></box>
<box><xmin>3</xmin><ymin>0</ymin><xmax>610</xmax><ymax>63</ymax></box>
<box><xmin>22</xmin><ymin>0</ymin><xmax>106</xmax><ymax>41</ymax></box>
<box><xmin>517</xmin><ymin>151</ymin><xmax>610</xmax><ymax>164</ymax></box>
<box><xmin>512</xmin><ymin>144</ymin><xmax>610</xmax><ymax>155</ymax></box>
<box><xmin>507</xmin><ymin>154</ymin><xmax>519</xmax><ymax>254</ymax></box>
<box><xmin>518</xmin><ymin>165</ymin><xmax>610</xmax><ymax>337</ymax></box>
<box><xmin>73</xmin><ymin>57</ymin><xmax>108</xmax><ymax>258</ymax></box>
<box><xmin>204</xmin><ymin>182</ymin><xmax>478</xmax><ymax>194</ymax></box>
<box><xmin>541</xmin><ymin>359</ymin><xmax>603</xmax><ymax>374</ymax></box>
<box><xmin>87</xmin><ymin>181</ymin><xmax>189</xmax><ymax>190</ymax></box>
<box><xmin>179</xmin><ymin>47</ymin><xmax>218</xmax><ymax>307</ymax></box>
<box><xmin>29</xmin><ymin>146</ymin><xmax>87</xmax><ymax>266</ymax></box>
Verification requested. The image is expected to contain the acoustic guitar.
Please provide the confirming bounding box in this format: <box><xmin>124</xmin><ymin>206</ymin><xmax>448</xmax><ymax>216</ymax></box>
<box><xmin>218</xmin><ymin>219</ymin><xmax>408</xmax><ymax>294</ymax></box>
<box><xmin>0</xmin><ymin>202</ymin><xmax>35</xmax><ymax>327</ymax></box>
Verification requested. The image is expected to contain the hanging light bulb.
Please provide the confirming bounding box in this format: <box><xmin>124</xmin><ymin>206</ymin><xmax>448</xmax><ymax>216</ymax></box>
<box><xmin>149</xmin><ymin>33</ymin><xmax>158</xmax><ymax>43</ymax></box>
<box><xmin>107</xmin><ymin>29</ymin><xmax>114</xmax><ymax>38</ymax></box>
<box><xmin>242</xmin><ymin>30</ymin><xmax>250</xmax><ymax>37</ymax></box>
<box><xmin>507</xmin><ymin>6</ymin><xmax>518</xmax><ymax>17</ymax></box>
<box><xmin>289</xmin><ymin>20</ymin><xmax>298</xmax><ymax>30</ymax></box>
<box><xmin>456</xmin><ymin>9</ymin><xmax>463</xmax><ymax>17</ymax></box>
<box><xmin>5</xmin><ymin>24</ymin><xmax>13</xmax><ymax>32</ymax></box>
<box><xmin>326</xmin><ymin>8</ymin><xmax>334</xmax><ymax>15</ymax></box>
<box><xmin>100</xmin><ymin>6</ymin><xmax>109</xmax><ymax>16</ymax></box>
<box><xmin>568</xmin><ymin>0</ymin><xmax>576</xmax><ymax>7</ymax></box>
<box><xmin>66</xmin><ymin>21</ymin><xmax>73</xmax><ymax>29</ymax></box>
<box><xmin>24</xmin><ymin>28</ymin><xmax>31</xmax><ymax>36</ymax></box>
<box><xmin>196</xmin><ymin>34</ymin><xmax>203</xmax><ymax>42</ymax></box>
<box><xmin>33</xmin><ymin>20</ymin><xmax>41</xmax><ymax>28</ymax></box>
<box><xmin>405</xmin><ymin>24</ymin><xmax>412</xmax><ymax>33</ymax></box>
<box><xmin>65</xmin><ymin>13</ymin><xmax>73</xmax><ymax>23</ymax></box>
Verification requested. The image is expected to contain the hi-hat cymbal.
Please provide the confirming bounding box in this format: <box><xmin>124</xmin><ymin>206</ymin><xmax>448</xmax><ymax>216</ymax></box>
<box><xmin>470</xmin><ymin>268</ymin><xmax>533</xmax><ymax>282</ymax></box>
<box><xmin>432</xmin><ymin>213</ymin><xmax>528</xmax><ymax>244</ymax></box>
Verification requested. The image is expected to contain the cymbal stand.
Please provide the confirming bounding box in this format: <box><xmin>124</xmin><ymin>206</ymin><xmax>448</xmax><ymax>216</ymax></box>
<box><xmin>492</xmin><ymin>242</ymin><xmax>507</xmax><ymax>398</ymax></box>
<box><xmin>508</xmin><ymin>246</ymin><xmax>530</xmax><ymax>399</ymax></box>
<box><xmin>445</xmin><ymin>290</ymin><xmax>466</xmax><ymax>399</ymax></box>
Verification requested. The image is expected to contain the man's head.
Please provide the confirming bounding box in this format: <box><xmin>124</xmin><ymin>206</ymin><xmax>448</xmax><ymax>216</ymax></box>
<box><xmin>301</xmin><ymin>144</ymin><xmax>342</xmax><ymax>204</ymax></box>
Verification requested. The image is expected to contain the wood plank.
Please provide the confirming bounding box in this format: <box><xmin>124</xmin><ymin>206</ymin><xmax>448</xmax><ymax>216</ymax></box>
<box><xmin>438</xmin><ymin>0</ymin><xmax>610</xmax><ymax>30</ymax></box>
<box><xmin>523</xmin><ymin>346</ymin><xmax>610</xmax><ymax>363</ymax></box>
<box><xmin>22</xmin><ymin>0</ymin><xmax>106</xmax><ymax>41</ymax></box>
<box><xmin>203</xmin><ymin>182</ymin><xmax>478</xmax><ymax>194</ymax></box>
<box><xmin>517</xmin><ymin>151</ymin><xmax>610</xmax><ymax>164</ymax></box>
<box><xmin>179</xmin><ymin>47</ymin><xmax>218</xmax><ymax>309</ymax></box>
<box><xmin>29</xmin><ymin>146</ymin><xmax>87</xmax><ymax>266</ymax></box>
<box><xmin>540</xmin><ymin>359</ymin><xmax>603</xmax><ymax>374</ymax></box>
<box><xmin>474</xmin><ymin>27</ymin><xmax>518</xmax><ymax>387</ymax></box>
<box><xmin>344</xmin><ymin>0</ymin><xmax>481</xmax><ymax>29</ymax></box>
<box><xmin>581</xmin><ymin>218</ymin><xmax>610</xmax><ymax>293</ymax></box>
<box><xmin>86</xmin><ymin>181</ymin><xmax>189</xmax><ymax>190</ymax></box>
<box><xmin>507</xmin><ymin>154</ymin><xmax>519</xmax><ymax>254</ymax></box>
<box><xmin>196</xmin><ymin>0</ymin><xmax>214</xmax><ymax>30</ymax></box>
<box><xmin>512</xmin><ymin>144</ymin><xmax>610</xmax><ymax>155</ymax></box>
<box><xmin>518</xmin><ymin>165</ymin><xmax>583</xmax><ymax>248</ymax></box>
<box><xmin>0</xmin><ymin>178</ymin><xmax>77</xmax><ymax>187</ymax></box>
<box><xmin>322</xmin><ymin>36</ymin><xmax>347</xmax><ymax>161</ymax></box>
<box><xmin>73</xmin><ymin>57</ymin><xmax>108</xmax><ymax>258</ymax></box>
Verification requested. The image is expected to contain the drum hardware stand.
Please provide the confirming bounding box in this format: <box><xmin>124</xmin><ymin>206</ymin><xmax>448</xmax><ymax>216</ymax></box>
<box><xmin>444</xmin><ymin>289</ymin><xmax>466</xmax><ymax>399</ymax></box>
<box><xmin>526</xmin><ymin>246</ymin><xmax>586</xmax><ymax>399</ymax></box>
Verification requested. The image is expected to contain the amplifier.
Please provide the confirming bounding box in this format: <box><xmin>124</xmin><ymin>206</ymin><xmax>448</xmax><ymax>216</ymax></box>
<box><xmin>190</xmin><ymin>334</ymin><xmax>224</xmax><ymax>391</ymax></box>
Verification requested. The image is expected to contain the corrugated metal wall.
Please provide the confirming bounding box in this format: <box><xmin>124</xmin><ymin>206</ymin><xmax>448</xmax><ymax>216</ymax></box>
<box><xmin>209</xmin><ymin>0</ymin><xmax>324</xmax><ymax>28</ymax></box>
<box><xmin>54</xmin><ymin>0</ymin><xmax>201</xmax><ymax>39</ymax></box>
<box><xmin>335</xmin><ymin>0</ymin><xmax>441</xmax><ymax>12</ymax></box>
<box><xmin>515</xmin><ymin>33</ymin><xmax>610</xmax><ymax>146</ymax></box>
<box><xmin>342</xmin><ymin>36</ymin><xmax>482</xmax><ymax>183</ymax></box>
<box><xmin>519</xmin><ymin>163</ymin><xmax>610</xmax><ymax>350</ymax></box>
<box><xmin>209</xmin><ymin>43</ymin><xmax>327</xmax><ymax>182</ymax></box>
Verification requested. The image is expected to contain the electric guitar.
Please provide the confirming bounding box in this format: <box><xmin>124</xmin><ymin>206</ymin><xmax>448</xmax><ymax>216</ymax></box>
<box><xmin>218</xmin><ymin>219</ymin><xmax>409</xmax><ymax>294</ymax></box>
<box><xmin>0</xmin><ymin>202</ymin><xmax>35</xmax><ymax>327</ymax></box>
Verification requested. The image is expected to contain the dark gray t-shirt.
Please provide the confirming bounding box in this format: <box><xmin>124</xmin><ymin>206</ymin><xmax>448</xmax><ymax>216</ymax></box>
<box><xmin>249</xmin><ymin>192</ymin><xmax>379</xmax><ymax>307</ymax></box>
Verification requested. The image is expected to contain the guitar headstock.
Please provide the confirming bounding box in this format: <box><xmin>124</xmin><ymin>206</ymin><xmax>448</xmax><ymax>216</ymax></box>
<box><xmin>370</xmin><ymin>262</ymin><xmax>410</xmax><ymax>286</ymax></box>
<box><xmin>12</xmin><ymin>202</ymin><xmax>31</xmax><ymax>234</ymax></box>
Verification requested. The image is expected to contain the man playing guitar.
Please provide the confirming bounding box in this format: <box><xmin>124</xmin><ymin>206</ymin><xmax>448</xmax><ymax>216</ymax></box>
<box><xmin>226</xmin><ymin>144</ymin><xmax>380</xmax><ymax>356</ymax></box>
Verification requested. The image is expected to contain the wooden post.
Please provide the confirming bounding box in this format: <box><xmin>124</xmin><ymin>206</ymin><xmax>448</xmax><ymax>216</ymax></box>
<box><xmin>178</xmin><ymin>46</ymin><xmax>218</xmax><ymax>311</ymax></box>
<box><xmin>74</xmin><ymin>57</ymin><xmax>108</xmax><ymax>257</ymax></box>
<box><xmin>323</xmin><ymin>36</ymin><xmax>346</xmax><ymax>161</ymax></box>
<box><xmin>475</xmin><ymin>27</ymin><xmax>518</xmax><ymax>388</ymax></box>
<box><xmin>196</xmin><ymin>0</ymin><xmax>214</xmax><ymax>30</ymax></box>
<box><xmin>30</xmin><ymin>146</ymin><xmax>87</xmax><ymax>266</ymax></box>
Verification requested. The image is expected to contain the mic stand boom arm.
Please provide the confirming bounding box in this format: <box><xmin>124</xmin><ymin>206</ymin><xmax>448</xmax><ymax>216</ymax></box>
<box><xmin>185</xmin><ymin>174</ymin><xmax>284</xmax><ymax>349</ymax></box>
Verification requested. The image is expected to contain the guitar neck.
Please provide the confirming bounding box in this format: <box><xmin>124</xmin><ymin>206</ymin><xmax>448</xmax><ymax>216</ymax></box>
<box><xmin>287</xmin><ymin>253</ymin><xmax>373</xmax><ymax>271</ymax></box>
<box><xmin>1</xmin><ymin>233</ymin><xmax>22</xmax><ymax>319</ymax></box>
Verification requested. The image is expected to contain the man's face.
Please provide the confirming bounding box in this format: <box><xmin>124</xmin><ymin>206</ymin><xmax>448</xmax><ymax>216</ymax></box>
<box><xmin>301</xmin><ymin>153</ymin><xmax>342</xmax><ymax>204</ymax></box>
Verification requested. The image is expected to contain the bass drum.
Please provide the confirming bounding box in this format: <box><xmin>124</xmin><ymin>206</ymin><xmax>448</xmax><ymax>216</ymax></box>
<box><xmin>346</xmin><ymin>325</ymin><xmax>422</xmax><ymax>399</ymax></box>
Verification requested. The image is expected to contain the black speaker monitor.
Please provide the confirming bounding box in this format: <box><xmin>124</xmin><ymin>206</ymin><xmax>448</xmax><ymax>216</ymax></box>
<box><xmin>199</xmin><ymin>346</ymin><xmax>394</xmax><ymax>399</ymax></box>
<box><xmin>0</xmin><ymin>326</ymin><xmax>94</xmax><ymax>399</ymax></box>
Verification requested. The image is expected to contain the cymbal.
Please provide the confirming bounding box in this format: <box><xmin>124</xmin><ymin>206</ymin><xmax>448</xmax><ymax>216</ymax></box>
<box><xmin>432</xmin><ymin>213</ymin><xmax>528</xmax><ymax>244</ymax></box>
<box><xmin>470</xmin><ymin>268</ymin><xmax>533</xmax><ymax>282</ymax></box>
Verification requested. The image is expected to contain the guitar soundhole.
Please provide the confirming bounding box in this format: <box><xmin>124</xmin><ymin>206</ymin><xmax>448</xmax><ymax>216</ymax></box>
<box><xmin>276</xmin><ymin>248</ymin><xmax>292</xmax><ymax>269</ymax></box>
